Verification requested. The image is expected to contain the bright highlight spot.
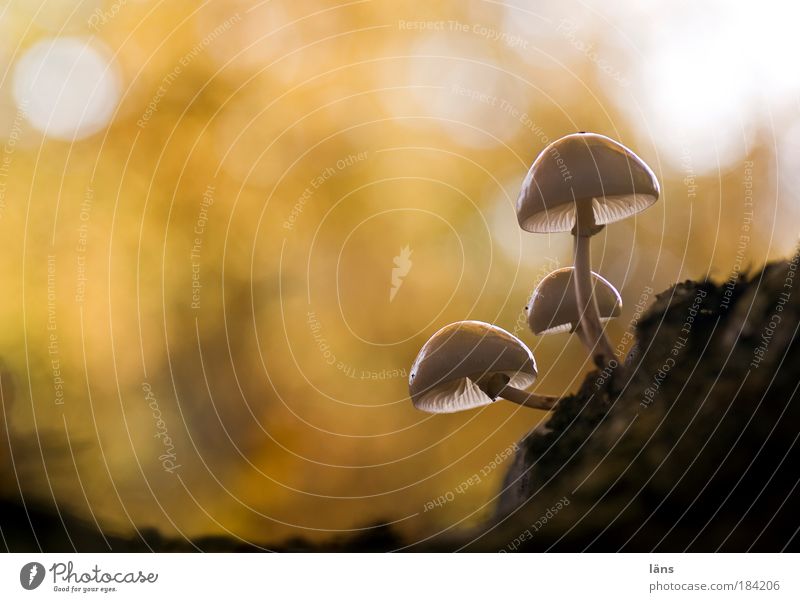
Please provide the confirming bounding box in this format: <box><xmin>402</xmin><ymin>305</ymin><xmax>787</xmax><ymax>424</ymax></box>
<box><xmin>13</xmin><ymin>37</ymin><xmax>121</xmax><ymax>140</ymax></box>
<box><xmin>611</xmin><ymin>1</ymin><xmax>800</xmax><ymax>173</ymax></box>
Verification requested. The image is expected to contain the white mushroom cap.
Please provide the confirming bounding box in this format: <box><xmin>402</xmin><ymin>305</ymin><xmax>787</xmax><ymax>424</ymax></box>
<box><xmin>409</xmin><ymin>321</ymin><xmax>537</xmax><ymax>414</ymax></box>
<box><xmin>527</xmin><ymin>267</ymin><xmax>622</xmax><ymax>335</ymax></box>
<box><xmin>517</xmin><ymin>132</ymin><xmax>660</xmax><ymax>233</ymax></box>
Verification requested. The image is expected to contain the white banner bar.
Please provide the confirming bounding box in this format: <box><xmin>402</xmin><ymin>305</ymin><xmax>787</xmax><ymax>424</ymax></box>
<box><xmin>0</xmin><ymin>553</ymin><xmax>798</xmax><ymax>601</ymax></box>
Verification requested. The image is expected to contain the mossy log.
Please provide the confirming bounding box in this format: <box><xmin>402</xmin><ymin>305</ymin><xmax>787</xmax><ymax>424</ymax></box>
<box><xmin>451</xmin><ymin>254</ymin><xmax>800</xmax><ymax>551</ymax></box>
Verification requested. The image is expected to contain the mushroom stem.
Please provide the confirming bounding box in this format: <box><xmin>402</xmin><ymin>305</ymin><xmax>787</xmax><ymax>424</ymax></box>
<box><xmin>496</xmin><ymin>385</ymin><xmax>559</xmax><ymax>411</ymax></box>
<box><xmin>573</xmin><ymin>200</ymin><xmax>616</xmax><ymax>368</ymax></box>
<box><xmin>572</xmin><ymin>324</ymin><xmax>592</xmax><ymax>350</ymax></box>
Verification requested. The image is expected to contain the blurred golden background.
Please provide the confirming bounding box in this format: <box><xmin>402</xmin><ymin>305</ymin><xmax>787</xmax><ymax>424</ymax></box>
<box><xmin>0</xmin><ymin>0</ymin><xmax>797</xmax><ymax>546</ymax></box>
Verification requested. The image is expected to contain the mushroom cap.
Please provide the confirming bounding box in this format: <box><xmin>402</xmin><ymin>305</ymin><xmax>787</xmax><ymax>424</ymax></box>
<box><xmin>409</xmin><ymin>320</ymin><xmax>537</xmax><ymax>414</ymax></box>
<box><xmin>516</xmin><ymin>132</ymin><xmax>660</xmax><ymax>233</ymax></box>
<box><xmin>527</xmin><ymin>267</ymin><xmax>622</xmax><ymax>335</ymax></box>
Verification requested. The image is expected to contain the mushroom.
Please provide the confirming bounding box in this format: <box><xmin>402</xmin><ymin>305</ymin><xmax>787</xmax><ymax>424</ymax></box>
<box><xmin>409</xmin><ymin>320</ymin><xmax>558</xmax><ymax>413</ymax></box>
<box><xmin>516</xmin><ymin>132</ymin><xmax>659</xmax><ymax>367</ymax></box>
<box><xmin>526</xmin><ymin>267</ymin><xmax>621</xmax><ymax>352</ymax></box>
